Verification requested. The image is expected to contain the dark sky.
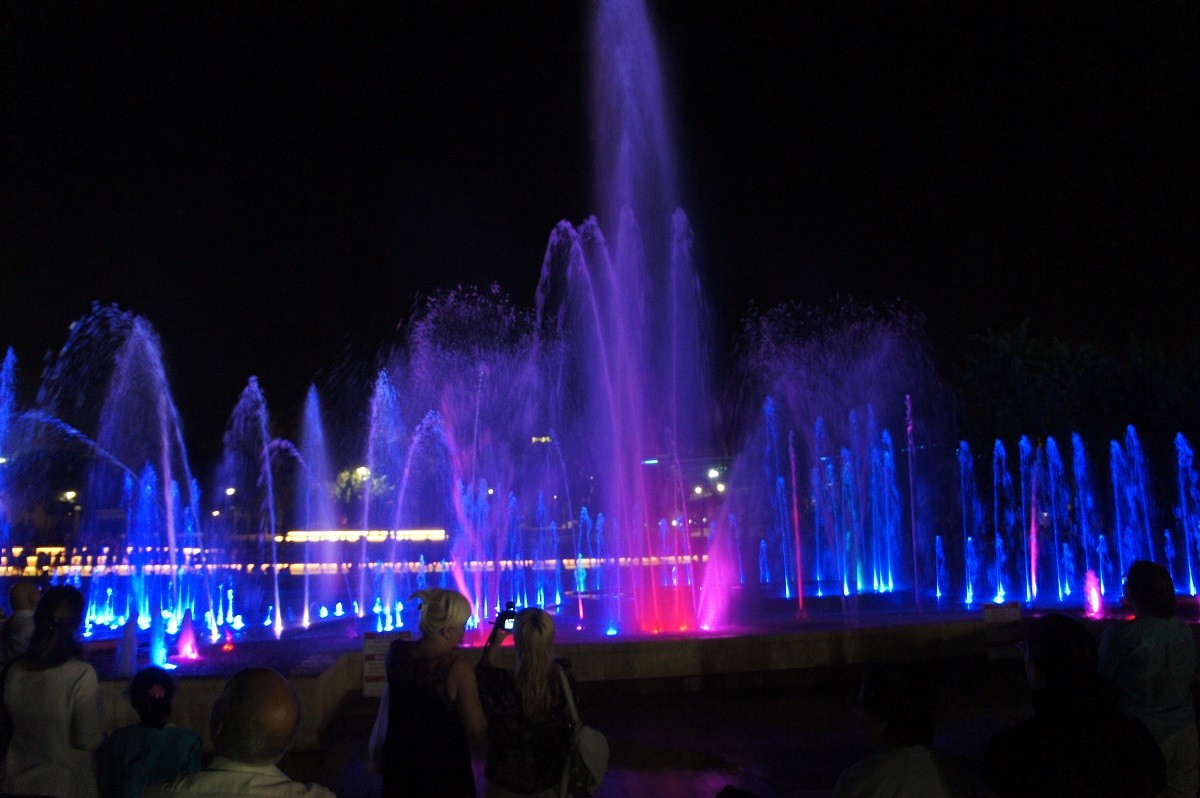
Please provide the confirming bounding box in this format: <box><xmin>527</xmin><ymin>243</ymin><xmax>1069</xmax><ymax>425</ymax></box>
<box><xmin>2</xmin><ymin>2</ymin><xmax>1197</xmax><ymax>469</ymax></box>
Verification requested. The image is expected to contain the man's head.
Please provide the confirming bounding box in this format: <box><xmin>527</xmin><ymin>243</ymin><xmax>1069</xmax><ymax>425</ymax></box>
<box><xmin>1021</xmin><ymin>613</ymin><xmax>1098</xmax><ymax>691</ymax></box>
<box><xmin>210</xmin><ymin>668</ymin><xmax>301</xmax><ymax>765</ymax></box>
<box><xmin>854</xmin><ymin>664</ymin><xmax>935</xmax><ymax>747</ymax></box>
<box><xmin>1124</xmin><ymin>560</ymin><xmax>1177</xmax><ymax>619</ymax></box>
<box><xmin>9</xmin><ymin>581</ymin><xmax>39</xmax><ymax>613</ymax></box>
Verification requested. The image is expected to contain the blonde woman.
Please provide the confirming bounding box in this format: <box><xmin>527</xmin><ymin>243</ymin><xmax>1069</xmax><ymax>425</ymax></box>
<box><xmin>476</xmin><ymin>607</ymin><xmax>574</xmax><ymax>798</ymax></box>
<box><xmin>369</xmin><ymin>588</ymin><xmax>486</xmax><ymax>798</ymax></box>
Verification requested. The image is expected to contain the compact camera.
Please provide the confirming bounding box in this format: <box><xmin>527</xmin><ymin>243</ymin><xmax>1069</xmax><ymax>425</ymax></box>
<box><xmin>499</xmin><ymin>600</ymin><xmax>517</xmax><ymax>631</ymax></box>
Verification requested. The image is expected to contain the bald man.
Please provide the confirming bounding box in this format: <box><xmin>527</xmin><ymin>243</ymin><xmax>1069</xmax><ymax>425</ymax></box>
<box><xmin>1</xmin><ymin>580</ymin><xmax>39</xmax><ymax>661</ymax></box>
<box><xmin>144</xmin><ymin>668</ymin><xmax>335</xmax><ymax>798</ymax></box>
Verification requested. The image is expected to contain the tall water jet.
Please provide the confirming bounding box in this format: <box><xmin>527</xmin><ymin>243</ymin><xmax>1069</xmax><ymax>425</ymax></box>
<box><xmin>991</xmin><ymin>440</ymin><xmax>1018</xmax><ymax>604</ymax></box>
<box><xmin>0</xmin><ymin>349</ymin><xmax>15</xmax><ymax>544</ymax></box>
<box><xmin>296</xmin><ymin>385</ymin><xmax>341</xmax><ymax>627</ymax></box>
<box><xmin>1110</xmin><ymin>425</ymin><xmax>1155</xmax><ymax>574</ymax></box>
<box><xmin>1043</xmin><ymin>438</ymin><xmax>1070</xmax><ymax>601</ymax></box>
<box><xmin>1072</xmin><ymin>434</ymin><xmax>1101</xmax><ymax>583</ymax></box>
<box><xmin>399</xmin><ymin>288</ymin><xmax>552</xmax><ymax>623</ymax></box>
<box><xmin>558</xmin><ymin>0</ymin><xmax>710</xmax><ymax>631</ymax></box>
<box><xmin>89</xmin><ymin>318</ymin><xmax>201</xmax><ymax>581</ymax></box>
<box><xmin>1017</xmin><ymin>436</ymin><xmax>1034</xmax><ymax>602</ymax></box>
<box><xmin>958</xmin><ymin>443</ymin><xmax>986</xmax><ymax>605</ymax></box>
<box><xmin>218</xmin><ymin>378</ymin><xmax>282</xmax><ymax>637</ymax></box>
<box><xmin>35</xmin><ymin>309</ymin><xmax>210</xmax><ymax>633</ymax></box>
<box><xmin>1175</xmin><ymin>433</ymin><xmax>1199</xmax><ymax>595</ymax></box>
<box><xmin>360</xmin><ymin>371</ymin><xmax>403</xmax><ymax>617</ymax></box>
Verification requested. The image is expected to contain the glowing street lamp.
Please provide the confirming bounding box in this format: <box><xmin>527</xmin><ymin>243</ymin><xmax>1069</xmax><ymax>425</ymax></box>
<box><xmin>225</xmin><ymin>487</ymin><xmax>236</xmax><ymax>496</ymax></box>
<box><xmin>62</xmin><ymin>490</ymin><xmax>77</xmax><ymax>502</ymax></box>
<box><xmin>707</xmin><ymin>467</ymin><xmax>720</xmax><ymax>479</ymax></box>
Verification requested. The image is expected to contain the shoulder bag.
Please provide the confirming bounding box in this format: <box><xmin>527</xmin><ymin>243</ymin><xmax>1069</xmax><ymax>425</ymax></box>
<box><xmin>556</xmin><ymin>666</ymin><xmax>608</xmax><ymax>798</ymax></box>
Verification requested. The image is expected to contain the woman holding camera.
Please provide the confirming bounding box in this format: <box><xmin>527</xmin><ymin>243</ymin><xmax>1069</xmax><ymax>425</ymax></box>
<box><xmin>476</xmin><ymin>606</ymin><xmax>574</xmax><ymax>798</ymax></box>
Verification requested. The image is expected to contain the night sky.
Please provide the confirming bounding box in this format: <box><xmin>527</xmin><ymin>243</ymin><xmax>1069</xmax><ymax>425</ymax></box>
<box><xmin>2</xmin><ymin>2</ymin><xmax>1196</xmax><ymax>470</ymax></box>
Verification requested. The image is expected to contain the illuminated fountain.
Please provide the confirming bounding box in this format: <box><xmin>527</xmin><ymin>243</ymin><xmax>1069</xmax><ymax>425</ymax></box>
<box><xmin>4</xmin><ymin>0</ymin><xmax>1200</xmax><ymax>670</ymax></box>
<box><xmin>0</xmin><ymin>348</ymin><xmax>14</xmax><ymax>545</ymax></box>
<box><xmin>3</xmin><ymin>296</ymin><xmax>1200</xmax><ymax>653</ymax></box>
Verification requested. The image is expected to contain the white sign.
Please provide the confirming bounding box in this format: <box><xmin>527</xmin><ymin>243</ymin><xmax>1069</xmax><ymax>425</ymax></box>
<box><xmin>362</xmin><ymin>631</ymin><xmax>410</xmax><ymax>697</ymax></box>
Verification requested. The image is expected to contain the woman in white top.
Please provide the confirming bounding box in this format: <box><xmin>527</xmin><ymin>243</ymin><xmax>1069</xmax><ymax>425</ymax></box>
<box><xmin>1</xmin><ymin>584</ymin><xmax>104</xmax><ymax>798</ymax></box>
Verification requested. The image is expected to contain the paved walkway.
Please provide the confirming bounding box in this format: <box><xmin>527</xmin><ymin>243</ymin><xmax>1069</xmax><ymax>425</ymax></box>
<box><xmin>285</xmin><ymin>654</ymin><xmax>1030</xmax><ymax>798</ymax></box>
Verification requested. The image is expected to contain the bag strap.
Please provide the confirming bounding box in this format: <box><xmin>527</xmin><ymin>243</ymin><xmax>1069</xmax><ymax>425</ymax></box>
<box><xmin>0</xmin><ymin>655</ymin><xmax>16</xmax><ymax>724</ymax></box>
<box><xmin>556</xmin><ymin>665</ymin><xmax>581</xmax><ymax>727</ymax></box>
<box><xmin>0</xmin><ymin>655</ymin><xmax>15</xmax><ymax>694</ymax></box>
<box><xmin>557</xmin><ymin>666</ymin><xmax>579</xmax><ymax>798</ymax></box>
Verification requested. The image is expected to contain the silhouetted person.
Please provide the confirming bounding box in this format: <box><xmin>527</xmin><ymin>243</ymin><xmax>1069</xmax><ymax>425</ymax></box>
<box><xmin>368</xmin><ymin>588</ymin><xmax>485</xmax><ymax>798</ymax></box>
<box><xmin>985</xmin><ymin>612</ymin><xmax>1167</xmax><ymax>798</ymax></box>
<box><xmin>98</xmin><ymin>666</ymin><xmax>202</xmax><ymax>798</ymax></box>
<box><xmin>1</xmin><ymin>580</ymin><xmax>39</xmax><ymax>661</ymax></box>
<box><xmin>833</xmin><ymin>665</ymin><xmax>971</xmax><ymax>797</ymax></box>
<box><xmin>1099</xmin><ymin>560</ymin><xmax>1199</xmax><ymax>798</ymax></box>
<box><xmin>144</xmin><ymin>667</ymin><xmax>334</xmax><ymax>798</ymax></box>
<box><xmin>0</xmin><ymin>584</ymin><xmax>103</xmax><ymax>798</ymax></box>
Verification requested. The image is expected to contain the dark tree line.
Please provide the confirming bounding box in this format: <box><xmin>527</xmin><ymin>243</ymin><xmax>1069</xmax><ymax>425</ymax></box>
<box><xmin>954</xmin><ymin>319</ymin><xmax>1200</xmax><ymax>466</ymax></box>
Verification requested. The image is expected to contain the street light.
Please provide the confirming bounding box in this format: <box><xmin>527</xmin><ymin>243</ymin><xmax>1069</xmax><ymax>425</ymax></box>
<box><xmin>225</xmin><ymin>487</ymin><xmax>236</xmax><ymax>497</ymax></box>
<box><xmin>62</xmin><ymin>490</ymin><xmax>77</xmax><ymax>502</ymax></box>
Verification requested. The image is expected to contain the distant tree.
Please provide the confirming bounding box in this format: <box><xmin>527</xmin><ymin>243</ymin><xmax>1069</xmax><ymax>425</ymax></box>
<box><xmin>958</xmin><ymin>321</ymin><xmax>1200</xmax><ymax>457</ymax></box>
<box><xmin>333</xmin><ymin>468</ymin><xmax>394</xmax><ymax>526</ymax></box>
<box><xmin>959</xmin><ymin>321</ymin><xmax>1111</xmax><ymax>442</ymax></box>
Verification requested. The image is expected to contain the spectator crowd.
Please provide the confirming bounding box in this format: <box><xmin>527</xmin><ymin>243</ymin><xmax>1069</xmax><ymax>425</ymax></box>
<box><xmin>0</xmin><ymin>565</ymin><xmax>1196</xmax><ymax>798</ymax></box>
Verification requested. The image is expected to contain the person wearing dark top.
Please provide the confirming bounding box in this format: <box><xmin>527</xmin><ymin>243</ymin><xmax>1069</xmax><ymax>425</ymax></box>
<box><xmin>476</xmin><ymin>607</ymin><xmax>573</xmax><ymax>798</ymax></box>
<box><xmin>368</xmin><ymin>588</ymin><xmax>486</xmax><ymax>798</ymax></box>
<box><xmin>97</xmin><ymin>666</ymin><xmax>202</xmax><ymax>798</ymax></box>
<box><xmin>1099</xmin><ymin>560</ymin><xmax>1199</xmax><ymax>798</ymax></box>
<box><xmin>984</xmin><ymin>612</ymin><xmax>1168</xmax><ymax>798</ymax></box>
<box><xmin>834</xmin><ymin>665</ymin><xmax>972</xmax><ymax>797</ymax></box>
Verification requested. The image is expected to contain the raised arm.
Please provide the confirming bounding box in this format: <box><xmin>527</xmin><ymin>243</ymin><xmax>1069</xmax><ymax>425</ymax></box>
<box><xmin>448</xmin><ymin>658</ymin><xmax>487</xmax><ymax>741</ymax></box>
<box><xmin>478</xmin><ymin>618</ymin><xmax>508</xmax><ymax>669</ymax></box>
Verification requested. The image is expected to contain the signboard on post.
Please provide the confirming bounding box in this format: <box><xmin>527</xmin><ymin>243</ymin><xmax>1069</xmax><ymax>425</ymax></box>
<box><xmin>363</xmin><ymin>631</ymin><xmax>409</xmax><ymax>697</ymax></box>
